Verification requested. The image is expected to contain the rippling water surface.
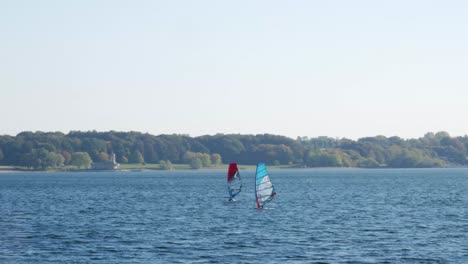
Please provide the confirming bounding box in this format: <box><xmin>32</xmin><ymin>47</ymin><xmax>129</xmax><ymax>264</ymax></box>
<box><xmin>1</xmin><ymin>168</ymin><xmax>468</xmax><ymax>263</ymax></box>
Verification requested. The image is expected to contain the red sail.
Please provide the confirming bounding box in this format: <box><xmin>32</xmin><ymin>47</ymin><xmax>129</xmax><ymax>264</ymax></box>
<box><xmin>227</xmin><ymin>163</ymin><xmax>238</xmax><ymax>182</ymax></box>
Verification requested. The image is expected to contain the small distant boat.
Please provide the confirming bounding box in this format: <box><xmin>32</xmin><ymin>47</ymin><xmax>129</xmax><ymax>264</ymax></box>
<box><xmin>255</xmin><ymin>163</ymin><xmax>276</xmax><ymax>209</ymax></box>
<box><xmin>227</xmin><ymin>163</ymin><xmax>242</xmax><ymax>201</ymax></box>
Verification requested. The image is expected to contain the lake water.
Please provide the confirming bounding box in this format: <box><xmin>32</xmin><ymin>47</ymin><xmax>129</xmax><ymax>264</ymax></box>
<box><xmin>1</xmin><ymin>168</ymin><xmax>468</xmax><ymax>263</ymax></box>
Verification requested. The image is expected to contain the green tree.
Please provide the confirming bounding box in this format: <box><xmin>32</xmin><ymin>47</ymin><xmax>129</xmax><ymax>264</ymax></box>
<box><xmin>70</xmin><ymin>152</ymin><xmax>92</xmax><ymax>169</ymax></box>
<box><xmin>61</xmin><ymin>151</ymin><xmax>72</xmax><ymax>165</ymax></box>
<box><xmin>143</xmin><ymin>141</ymin><xmax>158</xmax><ymax>163</ymax></box>
<box><xmin>99</xmin><ymin>152</ymin><xmax>109</xmax><ymax>162</ymax></box>
<box><xmin>305</xmin><ymin>150</ymin><xmax>342</xmax><ymax>167</ymax></box>
<box><xmin>183</xmin><ymin>151</ymin><xmax>211</xmax><ymax>167</ymax></box>
<box><xmin>357</xmin><ymin>158</ymin><xmax>379</xmax><ymax>168</ymax></box>
<box><xmin>20</xmin><ymin>148</ymin><xmax>63</xmax><ymax>170</ymax></box>
<box><xmin>190</xmin><ymin>158</ymin><xmax>202</xmax><ymax>169</ymax></box>
<box><xmin>4</xmin><ymin>130</ymin><xmax>468</xmax><ymax>169</ymax></box>
<box><xmin>42</xmin><ymin>152</ymin><xmax>65</xmax><ymax>168</ymax></box>
<box><xmin>210</xmin><ymin>153</ymin><xmax>222</xmax><ymax>166</ymax></box>
<box><xmin>435</xmin><ymin>131</ymin><xmax>450</xmax><ymax>140</ymax></box>
<box><xmin>159</xmin><ymin>160</ymin><xmax>173</xmax><ymax>170</ymax></box>
<box><xmin>199</xmin><ymin>153</ymin><xmax>211</xmax><ymax>167</ymax></box>
<box><xmin>33</xmin><ymin>148</ymin><xmax>50</xmax><ymax>170</ymax></box>
<box><xmin>183</xmin><ymin>151</ymin><xmax>197</xmax><ymax>163</ymax></box>
<box><xmin>129</xmin><ymin>150</ymin><xmax>144</xmax><ymax>164</ymax></box>
<box><xmin>55</xmin><ymin>153</ymin><xmax>65</xmax><ymax>167</ymax></box>
<box><xmin>198</xmin><ymin>135</ymin><xmax>245</xmax><ymax>163</ymax></box>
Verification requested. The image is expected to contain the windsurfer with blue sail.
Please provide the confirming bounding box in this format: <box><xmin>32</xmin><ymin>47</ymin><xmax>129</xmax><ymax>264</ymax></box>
<box><xmin>255</xmin><ymin>163</ymin><xmax>276</xmax><ymax>209</ymax></box>
<box><xmin>227</xmin><ymin>163</ymin><xmax>242</xmax><ymax>201</ymax></box>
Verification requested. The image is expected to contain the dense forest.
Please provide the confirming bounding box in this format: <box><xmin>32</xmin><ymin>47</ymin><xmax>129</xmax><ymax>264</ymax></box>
<box><xmin>0</xmin><ymin>131</ymin><xmax>467</xmax><ymax>170</ymax></box>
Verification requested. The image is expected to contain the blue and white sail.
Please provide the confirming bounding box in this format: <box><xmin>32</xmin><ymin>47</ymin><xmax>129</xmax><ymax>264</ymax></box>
<box><xmin>255</xmin><ymin>163</ymin><xmax>276</xmax><ymax>208</ymax></box>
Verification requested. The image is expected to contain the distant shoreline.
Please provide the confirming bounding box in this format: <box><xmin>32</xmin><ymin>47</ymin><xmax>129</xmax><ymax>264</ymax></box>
<box><xmin>1</xmin><ymin>165</ymin><xmax>467</xmax><ymax>174</ymax></box>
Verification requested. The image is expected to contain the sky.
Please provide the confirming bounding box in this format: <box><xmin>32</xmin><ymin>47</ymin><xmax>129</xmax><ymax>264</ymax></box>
<box><xmin>1</xmin><ymin>0</ymin><xmax>467</xmax><ymax>140</ymax></box>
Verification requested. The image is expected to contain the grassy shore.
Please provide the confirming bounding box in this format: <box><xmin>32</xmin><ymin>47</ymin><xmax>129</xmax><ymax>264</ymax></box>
<box><xmin>0</xmin><ymin>163</ymin><xmax>302</xmax><ymax>172</ymax></box>
<box><xmin>119</xmin><ymin>163</ymin><xmax>193</xmax><ymax>170</ymax></box>
<box><xmin>0</xmin><ymin>166</ymin><xmax>19</xmax><ymax>172</ymax></box>
<box><xmin>118</xmin><ymin>163</ymin><xmax>301</xmax><ymax>171</ymax></box>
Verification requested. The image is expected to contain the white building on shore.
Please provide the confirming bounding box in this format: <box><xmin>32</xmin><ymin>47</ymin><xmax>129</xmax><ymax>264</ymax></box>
<box><xmin>91</xmin><ymin>153</ymin><xmax>120</xmax><ymax>170</ymax></box>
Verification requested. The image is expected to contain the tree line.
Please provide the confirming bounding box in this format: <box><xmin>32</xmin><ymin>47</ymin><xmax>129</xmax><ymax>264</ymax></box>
<box><xmin>0</xmin><ymin>131</ymin><xmax>467</xmax><ymax>170</ymax></box>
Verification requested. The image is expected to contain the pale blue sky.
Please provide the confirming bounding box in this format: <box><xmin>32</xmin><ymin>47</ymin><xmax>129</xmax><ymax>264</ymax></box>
<box><xmin>1</xmin><ymin>0</ymin><xmax>467</xmax><ymax>139</ymax></box>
